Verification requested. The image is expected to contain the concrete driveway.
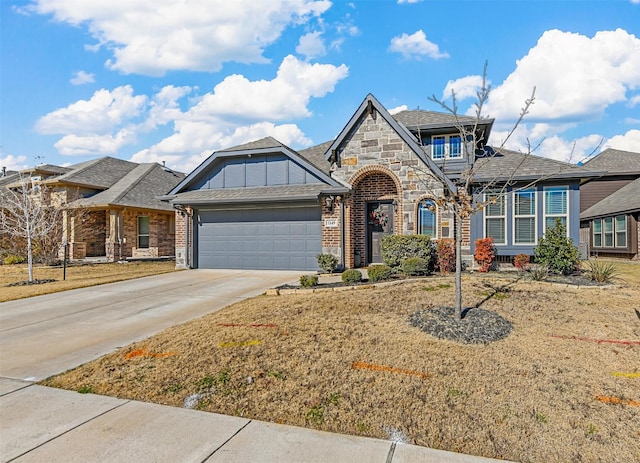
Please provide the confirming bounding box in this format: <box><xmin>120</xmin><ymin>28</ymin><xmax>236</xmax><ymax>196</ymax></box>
<box><xmin>0</xmin><ymin>269</ymin><xmax>299</xmax><ymax>381</ymax></box>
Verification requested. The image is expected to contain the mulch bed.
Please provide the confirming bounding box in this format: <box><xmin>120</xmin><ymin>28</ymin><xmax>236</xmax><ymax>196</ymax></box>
<box><xmin>7</xmin><ymin>279</ymin><xmax>57</xmax><ymax>287</ymax></box>
<box><xmin>409</xmin><ymin>306</ymin><xmax>513</xmax><ymax>344</ymax></box>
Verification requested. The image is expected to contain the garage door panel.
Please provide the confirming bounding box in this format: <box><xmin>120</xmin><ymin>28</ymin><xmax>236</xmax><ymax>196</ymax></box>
<box><xmin>197</xmin><ymin>206</ymin><xmax>321</xmax><ymax>270</ymax></box>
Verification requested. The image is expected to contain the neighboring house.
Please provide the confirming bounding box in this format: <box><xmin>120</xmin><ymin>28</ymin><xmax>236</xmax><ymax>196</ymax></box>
<box><xmin>579</xmin><ymin>149</ymin><xmax>640</xmax><ymax>260</ymax></box>
<box><xmin>167</xmin><ymin>94</ymin><xmax>601</xmax><ymax>271</ymax></box>
<box><xmin>2</xmin><ymin>157</ymin><xmax>185</xmax><ymax>261</ymax></box>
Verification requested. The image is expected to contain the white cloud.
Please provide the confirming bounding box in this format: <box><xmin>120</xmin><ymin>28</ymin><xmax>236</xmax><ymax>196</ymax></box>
<box><xmin>441</xmin><ymin>75</ymin><xmax>486</xmax><ymax>101</ymax></box>
<box><xmin>37</xmin><ymin>55</ymin><xmax>346</xmax><ymax>170</ymax></box>
<box><xmin>296</xmin><ymin>31</ymin><xmax>327</xmax><ymax>59</ymax></box>
<box><xmin>30</xmin><ymin>0</ymin><xmax>332</xmax><ymax>76</ymax></box>
<box><xmin>188</xmin><ymin>55</ymin><xmax>348</xmax><ymax>121</ymax></box>
<box><xmin>70</xmin><ymin>70</ymin><xmax>95</xmax><ymax>85</ymax></box>
<box><xmin>0</xmin><ymin>154</ymin><xmax>28</xmax><ymax>171</ymax></box>
<box><xmin>35</xmin><ymin>85</ymin><xmax>147</xmax><ymax>135</ymax></box>
<box><xmin>628</xmin><ymin>94</ymin><xmax>640</xmax><ymax>107</ymax></box>
<box><xmin>388</xmin><ymin>30</ymin><xmax>449</xmax><ymax>60</ymax></box>
<box><xmin>397</xmin><ymin>0</ymin><xmax>422</xmax><ymax>3</ymax></box>
<box><xmin>54</xmin><ymin>129</ymin><xmax>137</xmax><ymax>156</ymax></box>
<box><xmin>603</xmin><ymin>129</ymin><xmax>640</xmax><ymax>152</ymax></box>
<box><xmin>388</xmin><ymin>105</ymin><xmax>408</xmax><ymax>115</ymax></box>
<box><xmin>484</xmin><ymin>29</ymin><xmax>640</xmax><ymax>122</ymax></box>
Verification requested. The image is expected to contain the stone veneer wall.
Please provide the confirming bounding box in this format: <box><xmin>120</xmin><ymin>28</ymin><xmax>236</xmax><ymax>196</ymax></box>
<box><xmin>326</xmin><ymin>111</ymin><xmax>448</xmax><ymax>267</ymax></box>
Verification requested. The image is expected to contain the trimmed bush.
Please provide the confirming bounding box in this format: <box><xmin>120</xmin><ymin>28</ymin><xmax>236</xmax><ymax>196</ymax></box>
<box><xmin>402</xmin><ymin>257</ymin><xmax>430</xmax><ymax>276</ymax></box>
<box><xmin>435</xmin><ymin>239</ymin><xmax>456</xmax><ymax>273</ymax></box>
<box><xmin>534</xmin><ymin>219</ymin><xmax>579</xmax><ymax>275</ymax></box>
<box><xmin>299</xmin><ymin>275</ymin><xmax>319</xmax><ymax>288</ymax></box>
<box><xmin>381</xmin><ymin>235</ymin><xmax>435</xmax><ymax>271</ymax></box>
<box><xmin>474</xmin><ymin>237</ymin><xmax>495</xmax><ymax>272</ymax></box>
<box><xmin>316</xmin><ymin>253</ymin><xmax>338</xmax><ymax>274</ymax></box>
<box><xmin>341</xmin><ymin>269</ymin><xmax>363</xmax><ymax>284</ymax></box>
<box><xmin>513</xmin><ymin>253</ymin><xmax>530</xmax><ymax>272</ymax></box>
<box><xmin>4</xmin><ymin>255</ymin><xmax>27</xmax><ymax>265</ymax></box>
<box><xmin>367</xmin><ymin>265</ymin><xmax>395</xmax><ymax>282</ymax></box>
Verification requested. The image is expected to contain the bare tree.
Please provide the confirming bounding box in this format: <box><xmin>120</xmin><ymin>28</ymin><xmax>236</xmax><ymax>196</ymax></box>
<box><xmin>414</xmin><ymin>63</ymin><xmax>536</xmax><ymax>320</ymax></box>
<box><xmin>0</xmin><ymin>176</ymin><xmax>62</xmax><ymax>281</ymax></box>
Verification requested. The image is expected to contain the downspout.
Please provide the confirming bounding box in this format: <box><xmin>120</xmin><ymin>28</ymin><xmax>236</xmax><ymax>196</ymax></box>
<box><xmin>340</xmin><ymin>199</ymin><xmax>346</xmax><ymax>270</ymax></box>
<box><xmin>185</xmin><ymin>208</ymin><xmax>191</xmax><ymax>269</ymax></box>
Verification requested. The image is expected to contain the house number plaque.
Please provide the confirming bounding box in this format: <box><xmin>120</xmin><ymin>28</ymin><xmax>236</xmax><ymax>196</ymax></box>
<box><xmin>324</xmin><ymin>218</ymin><xmax>339</xmax><ymax>228</ymax></box>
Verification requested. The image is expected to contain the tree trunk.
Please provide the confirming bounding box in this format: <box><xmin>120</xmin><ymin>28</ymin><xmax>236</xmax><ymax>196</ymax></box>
<box><xmin>454</xmin><ymin>210</ymin><xmax>463</xmax><ymax>320</ymax></box>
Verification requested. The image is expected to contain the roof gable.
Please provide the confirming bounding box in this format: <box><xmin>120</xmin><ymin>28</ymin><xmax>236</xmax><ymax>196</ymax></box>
<box><xmin>324</xmin><ymin>94</ymin><xmax>456</xmax><ymax>193</ymax></box>
<box><xmin>170</xmin><ymin>137</ymin><xmax>342</xmax><ymax>195</ymax></box>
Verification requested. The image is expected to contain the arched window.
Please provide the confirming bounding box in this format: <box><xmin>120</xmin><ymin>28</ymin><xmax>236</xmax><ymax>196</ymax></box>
<box><xmin>418</xmin><ymin>200</ymin><xmax>437</xmax><ymax>238</ymax></box>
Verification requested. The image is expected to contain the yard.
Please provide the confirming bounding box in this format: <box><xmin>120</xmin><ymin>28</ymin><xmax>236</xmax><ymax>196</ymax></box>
<box><xmin>0</xmin><ymin>261</ymin><xmax>177</xmax><ymax>302</ymax></box>
<box><xmin>42</xmin><ymin>262</ymin><xmax>640</xmax><ymax>463</ymax></box>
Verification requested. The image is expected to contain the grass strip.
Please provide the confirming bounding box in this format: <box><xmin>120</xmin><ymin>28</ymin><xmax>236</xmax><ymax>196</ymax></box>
<box><xmin>217</xmin><ymin>323</ymin><xmax>279</xmax><ymax>328</ymax></box>
<box><xmin>611</xmin><ymin>372</ymin><xmax>640</xmax><ymax>378</ymax></box>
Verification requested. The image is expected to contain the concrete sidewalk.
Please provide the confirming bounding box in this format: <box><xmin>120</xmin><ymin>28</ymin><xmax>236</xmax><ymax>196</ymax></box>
<box><xmin>1</xmin><ymin>378</ymin><xmax>510</xmax><ymax>463</ymax></box>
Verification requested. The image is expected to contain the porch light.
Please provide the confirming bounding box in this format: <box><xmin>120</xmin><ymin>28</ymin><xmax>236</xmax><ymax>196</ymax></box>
<box><xmin>392</xmin><ymin>199</ymin><xmax>398</xmax><ymax>212</ymax></box>
<box><xmin>325</xmin><ymin>195</ymin><xmax>334</xmax><ymax>211</ymax></box>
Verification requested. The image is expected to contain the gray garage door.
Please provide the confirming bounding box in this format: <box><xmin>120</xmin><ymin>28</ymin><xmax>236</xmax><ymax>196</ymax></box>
<box><xmin>196</xmin><ymin>205</ymin><xmax>321</xmax><ymax>270</ymax></box>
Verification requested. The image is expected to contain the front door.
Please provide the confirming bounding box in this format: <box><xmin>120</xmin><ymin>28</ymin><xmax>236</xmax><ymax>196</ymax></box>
<box><xmin>367</xmin><ymin>202</ymin><xmax>394</xmax><ymax>264</ymax></box>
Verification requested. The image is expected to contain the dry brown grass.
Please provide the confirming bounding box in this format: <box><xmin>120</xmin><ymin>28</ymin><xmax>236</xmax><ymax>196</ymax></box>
<box><xmin>43</xmin><ymin>261</ymin><xmax>640</xmax><ymax>463</ymax></box>
<box><xmin>0</xmin><ymin>261</ymin><xmax>177</xmax><ymax>302</ymax></box>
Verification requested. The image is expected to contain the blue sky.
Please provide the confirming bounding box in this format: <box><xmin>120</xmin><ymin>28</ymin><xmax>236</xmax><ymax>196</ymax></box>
<box><xmin>1</xmin><ymin>0</ymin><xmax>639</xmax><ymax>173</ymax></box>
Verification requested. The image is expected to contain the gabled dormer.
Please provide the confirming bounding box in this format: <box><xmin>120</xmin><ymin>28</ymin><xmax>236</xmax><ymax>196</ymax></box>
<box><xmin>392</xmin><ymin>109</ymin><xmax>494</xmax><ymax>176</ymax></box>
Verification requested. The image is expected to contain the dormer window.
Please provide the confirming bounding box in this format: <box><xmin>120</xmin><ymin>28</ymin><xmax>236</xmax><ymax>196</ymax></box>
<box><xmin>432</xmin><ymin>134</ymin><xmax>462</xmax><ymax>160</ymax></box>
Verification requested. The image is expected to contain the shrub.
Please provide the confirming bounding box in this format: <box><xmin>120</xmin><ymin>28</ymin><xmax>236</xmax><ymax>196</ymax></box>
<box><xmin>474</xmin><ymin>238</ymin><xmax>495</xmax><ymax>272</ymax></box>
<box><xmin>316</xmin><ymin>253</ymin><xmax>338</xmax><ymax>274</ymax></box>
<box><xmin>299</xmin><ymin>274</ymin><xmax>319</xmax><ymax>288</ymax></box>
<box><xmin>435</xmin><ymin>239</ymin><xmax>456</xmax><ymax>273</ymax></box>
<box><xmin>513</xmin><ymin>253</ymin><xmax>531</xmax><ymax>272</ymax></box>
<box><xmin>341</xmin><ymin>269</ymin><xmax>363</xmax><ymax>284</ymax></box>
<box><xmin>381</xmin><ymin>235</ymin><xmax>435</xmax><ymax>270</ymax></box>
<box><xmin>402</xmin><ymin>257</ymin><xmax>430</xmax><ymax>276</ymax></box>
<box><xmin>367</xmin><ymin>264</ymin><xmax>395</xmax><ymax>282</ymax></box>
<box><xmin>4</xmin><ymin>255</ymin><xmax>27</xmax><ymax>265</ymax></box>
<box><xmin>586</xmin><ymin>259</ymin><xmax>620</xmax><ymax>284</ymax></box>
<box><xmin>534</xmin><ymin>219</ymin><xmax>579</xmax><ymax>275</ymax></box>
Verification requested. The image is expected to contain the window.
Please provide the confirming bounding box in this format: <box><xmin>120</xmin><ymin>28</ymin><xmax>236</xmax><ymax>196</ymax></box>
<box><xmin>431</xmin><ymin>135</ymin><xmax>462</xmax><ymax>160</ymax></box>
<box><xmin>593</xmin><ymin>215</ymin><xmax>627</xmax><ymax>248</ymax></box>
<box><xmin>484</xmin><ymin>190</ymin><xmax>506</xmax><ymax>244</ymax></box>
<box><xmin>544</xmin><ymin>186</ymin><xmax>568</xmax><ymax>233</ymax></box>
<box><xmin>514</xmin><ymin>189</ymin><xmax>536</xmax><ymax>244</ymax></box>
<box><xmin>418</xmin><ymin>200</ymin><xmax>437</xmax><ymax>238</ymax></box>
<box><xmin>138</xmin><ymin>216</ymin><xmax>150</xmax><ymax>248</ymax></box>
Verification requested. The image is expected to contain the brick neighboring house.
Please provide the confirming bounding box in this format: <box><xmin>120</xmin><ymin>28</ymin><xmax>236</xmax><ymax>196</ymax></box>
<box><xmin>167</xmin><ymin>94</ymin><xmax>601</xmax><ymax>271</ymax></box>
<box><xmin>1</xmin><ymin>157</ymin><xmax>184</xmax><ymax>261</ymax></box>
<box><xmin>579</xmin><ymin>149</ymin><xmax>640</xmax><ymax>260</ymax></box>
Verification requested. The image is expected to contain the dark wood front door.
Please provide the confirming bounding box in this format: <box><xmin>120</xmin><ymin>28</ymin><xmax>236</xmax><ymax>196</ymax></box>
<box><xmin>367</xmin><ymin>202</ymin><xmax>394</xmax><ymax>264</ymax></box>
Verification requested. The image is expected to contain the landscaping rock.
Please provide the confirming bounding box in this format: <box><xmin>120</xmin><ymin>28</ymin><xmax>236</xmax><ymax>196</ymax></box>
<box><xmin>409</xmin><ymin>306</ymin><xmax>513</xmax><ymax>345</ymax></box>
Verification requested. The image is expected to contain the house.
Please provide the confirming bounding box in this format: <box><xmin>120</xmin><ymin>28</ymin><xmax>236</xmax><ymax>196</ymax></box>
<box><xmin>167</xmin><ymin>94</ymin><xmax>601</xmax><ymax>271</ymax></box>
<box><xmin>2</xmin><ymin>157</ymin><xmax>185</xmax><ymax>262</ymax></box>
<box><xmin>579</xmin><ymin>149</ymin><xmax>640</xmax><ymax>260</ymax></box>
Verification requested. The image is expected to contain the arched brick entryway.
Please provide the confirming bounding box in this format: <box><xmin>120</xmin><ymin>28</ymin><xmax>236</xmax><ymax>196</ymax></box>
<box><xmin>347</xmin><ymin>167</ymin><xmax>401</xmax><ymax>267</ymax></box>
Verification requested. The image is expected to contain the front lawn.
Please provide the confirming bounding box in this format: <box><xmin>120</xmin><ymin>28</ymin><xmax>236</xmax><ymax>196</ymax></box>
<box><xmin>42</xmin><ymin>263</ymin><xmax>640</xmax><ymax>463</ymax></box>
<box><xmin>0</xmin><ymin>261</ymin><xmax>177</xmax><ymax>302</ymax></box>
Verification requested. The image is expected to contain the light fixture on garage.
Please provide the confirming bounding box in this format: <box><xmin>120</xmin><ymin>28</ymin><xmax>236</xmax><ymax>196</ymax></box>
<box><xmin>325</xmin><ymin>195</ymin><xmax>335</xmax><ymax>211</ymax></box>
<box><xmin>392</xmin><ymin>199</ymin><xmax>398</xmax><ymax>212</ymax></box>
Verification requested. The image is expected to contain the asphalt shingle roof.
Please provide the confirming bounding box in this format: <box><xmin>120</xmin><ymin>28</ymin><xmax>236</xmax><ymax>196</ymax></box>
<box><xmin>298</xmin><ymin>140</ymin><xmax>334</xmax><ymax>174</ymax></box>
<box><xmin>582</xmin><ymin>148</ymin><xmax>640</xmax><ymax>175</ymax></box>
<box><xmin>218</xmin><ymin>136</ymin><xmax>285</xmax><ymax>152</ymax></box>
<box><xmin>171</xmin><ymin>183</ymin><xmax>345</xmax><ymax>205</ymax></box>
<box><xmin>472</xmin><ymin>148</ymin><xmax>602</xmax><ymax>182</ymax></box>
<box><xmin>69</xmin><ymin>163</ymin><xmax>185</xmax><ymax>211</ymax></box>
<box><xmin>580</xmin><ymin>177</ymin><xmax>640</xmax><ymax>219</ymax></box>
<box><xmin>393</xmin><ymin>109</ymin><xmax>485</xmax><ymax>128</ymax></box>
<box><xmin>48</xmin><ymin>157</ymin><xmax>138</xmax><ymax>189</ymax></box>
